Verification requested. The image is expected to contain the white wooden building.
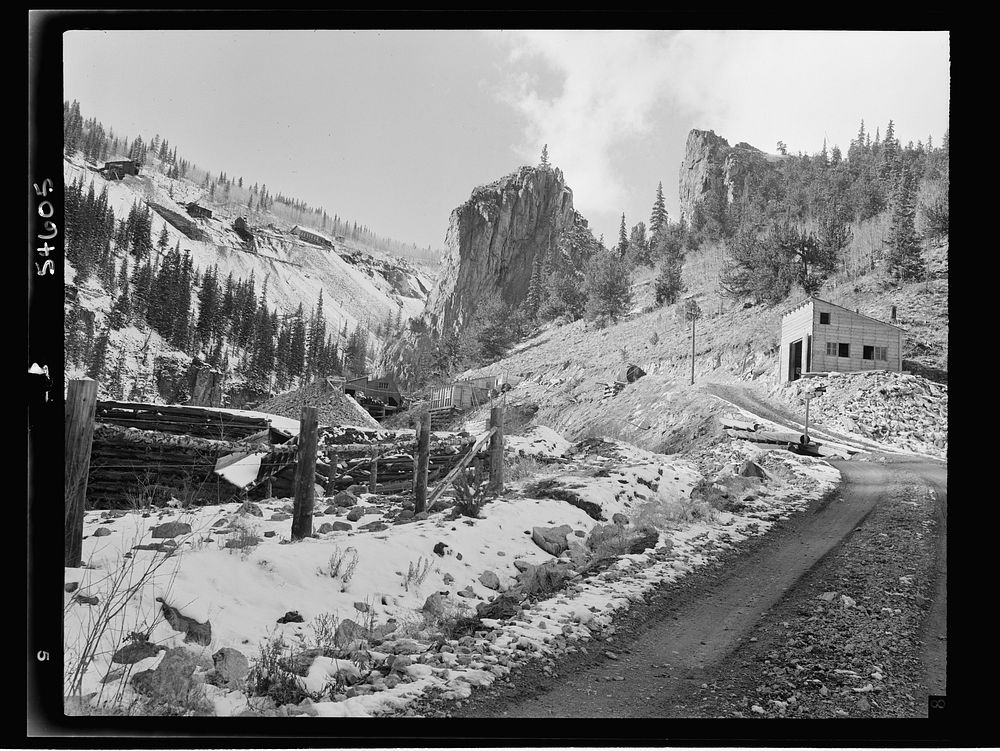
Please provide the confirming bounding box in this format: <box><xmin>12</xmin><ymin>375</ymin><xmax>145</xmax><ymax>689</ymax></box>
<box><xmin>779</xmin><ymin>298</ymin><xmax>902</xmax><ymax>383</ymax></box>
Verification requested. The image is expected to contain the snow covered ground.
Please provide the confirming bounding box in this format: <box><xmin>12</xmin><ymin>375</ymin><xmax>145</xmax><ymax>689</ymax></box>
<box><xmin>64</xmin><ymin>425</ymin><xmax>839</xmax><ymax>717</ymax></box>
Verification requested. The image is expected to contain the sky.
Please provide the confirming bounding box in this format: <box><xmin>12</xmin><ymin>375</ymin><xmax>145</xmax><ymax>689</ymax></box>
<box><xmin>63</xmin><ymin>29</ymin><xmax>950</xmax><ymax>252</ymax></box>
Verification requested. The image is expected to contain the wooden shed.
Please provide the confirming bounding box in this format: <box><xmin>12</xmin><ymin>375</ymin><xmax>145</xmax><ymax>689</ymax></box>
<box><xmin>344</xmin><ymin>374</ymin><xmax>405</xmax><ymax>419</ymax></box>
<box><xmin>292</xmin><ymin>225</ymin><xmax>333</xmax><ymax>247</ymax></box>
<box><xmin>100</xmin><ymin>159</ymin><xmax>140</xmax><ymax>180</ymax></box>
<box><xmin>186</xmin><ymin>202</ymin><xmax>213</xmax><ymax>220</ymax></box>
<box><xmin>779</xmin><ymin>297</ymin><xmax>903</xmax><ymax>383</ymax></box>
<box><xmin>233</xmin><ymin>216</ymin><xmax>254</xmax><ymax>242</ymax></box>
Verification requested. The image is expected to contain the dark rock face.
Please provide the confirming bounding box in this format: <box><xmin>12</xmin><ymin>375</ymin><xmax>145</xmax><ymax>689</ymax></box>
<box><xmin>678</xmin><ymin>129</ymin><xmax>780</xmax><ymax>224</ymax></box>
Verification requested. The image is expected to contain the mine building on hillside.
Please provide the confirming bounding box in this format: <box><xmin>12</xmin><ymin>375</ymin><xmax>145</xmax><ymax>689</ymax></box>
<box><xmin>185</xmin><ymin>202</ymin><xmax>213</xmax><ymax>220</ymax></box>
<box><xmin>780</xmin><ymin>297</ymin><xmax>902</xmax><ymax>383</ymax></box>
<box><xmin>292</xmin><ymin>225</ymin><xmax>333</xmax><ymax>248</ymax></box>
<box><xmin>100</xmin><ymin>159</ymin><xmax>140</xmax><ymax>180</ymax></box>
<box><xmin>344</xmin><ymin>374</ymin><xmax>405</xmax><ymax>420</ymax></box>
<box><xmin>233</xmin><ymin>216</ymin><xmax>255</xmax><ymax>242</ymax></box>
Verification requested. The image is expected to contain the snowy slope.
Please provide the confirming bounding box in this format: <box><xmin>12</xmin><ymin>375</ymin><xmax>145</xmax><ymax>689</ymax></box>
<box><xmin>64</xmin><ymin>155</ymin><xmax>433</xmax><ymax>364</ymax></box>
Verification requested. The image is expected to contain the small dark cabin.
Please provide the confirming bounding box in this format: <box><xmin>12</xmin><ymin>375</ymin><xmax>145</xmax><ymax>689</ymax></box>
<box><xmin>344</xmin><ymin>374</ymin><xmax>405</xmax><ymax>419</ymax></box>
<box><xmin>100</xmin><ymin>160</ymin><xmax>140</xmax><ymax>180</ymax></box>
<box><xmin>233</xmin><ymin>217</ymin><xmax>254</xmax><ymax>242</ymax></box>
<box><xmin>186</xmin><ymin>203</ymin><xmax>213</xmax><ymax>220</ymax></box>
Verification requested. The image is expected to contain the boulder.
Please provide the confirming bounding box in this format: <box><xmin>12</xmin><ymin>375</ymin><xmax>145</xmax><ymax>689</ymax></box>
<box><xmin>112</xmin><ymin>640</ymin><xmax>163</xmax><ymax>665</ymax></box>
<box><xmin>531</xmin><ymin>525</ymin><xmax>573</xmax><ymax>556</ymax></box>
<box><xmin>346</xmin><ymin>508</ymin><xmax>365</xmax><ymax>522</ymax></box>
<box><xmin>335</xmin><ymin>618</ymin><xmax>369</xmax><ymax>647</ymax></box>
<box><xmin>238</xmin><ymin>501</ymin><xmax>263</xmax><ymax>517</ymax></box>
<box><xmin>130</xmin><ymin>647</ymin><xmax>199</xmax><ymax>705</ymax></box>
<box><xmin>422</xmin><ymin>592</ymin><xmax>448</xmax><ymax>618</ymax></box>
<box><xmin>433</xmin><ymin>541</ymin><xmax>449</xmax><ymax>556</ymax></box>
<box><xmin>151</xmin><ymin>521</ymin><xmax>191</xmax><ymax>539</ymax></box>
<box><xmin>157</xmin><ymin>598</ymin><xmax>212</xmax><ymax>646</ymax></box>
<box><xmin>738</xmin><ymin>460</ymin><xmax>767</xmax><ymax>479</ymax></box>
<box><xmin>269</xmin><ymin>512</ymin><xmax>292</xmax><ymax>522</ymax></box>
<box><xmin>612</xmin><ymin>513</ymin><xmax>630</xmax><ymax>527</ymax></box>
<box><xmin>331</xmin><ymin>521</ymin><xmax>352</xmax><ymax>531</ymax></box>
<box><xmin>476</xmin><ymin>593</ymin><xmax>521</xmax><ymax>620</ymax></box>
<box><xmin>334</xmin><ymin>491</ymin><xmax>359</xmax><ymax>508</ymax></box>
<box><xmin>318</xmin><ymin>523</ymin><xmax>334</xmax><ymax>534</ymax></box>
<box><xmin>276</xmin><ymin>610</ymin><xmax>304</xmax><ymax>624</ymax></box>
<box><xmin>479</xmin><ymin>570</ymin><xmax>501</xmax><ymax>590</ymax></box>
<box><xmin>210</xmin><ymin>647</ymin><xmax>249</xmax><ymax>688</ymax></box>
<box><xmin>92</xmin><ymin>527</ymin><xmax>112</xmax><ymax>538</ymax></box>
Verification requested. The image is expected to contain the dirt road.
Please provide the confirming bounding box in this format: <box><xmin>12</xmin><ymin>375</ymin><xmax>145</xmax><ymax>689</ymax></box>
<box><xmin>446</xmin><ymin>454</ymin><xmax>946</xmax><ymax>719</ymax></box>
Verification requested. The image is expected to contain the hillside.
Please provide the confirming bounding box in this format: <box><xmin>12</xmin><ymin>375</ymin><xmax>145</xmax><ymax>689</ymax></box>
<box><xmin>63</xmin><ymin>152</ymin><xmax>438</xmax><ymax>407</ymax></box>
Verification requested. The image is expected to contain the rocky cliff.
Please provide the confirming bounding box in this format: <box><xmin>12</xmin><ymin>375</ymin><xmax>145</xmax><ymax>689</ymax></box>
<box><xmin>424</xmin><ymin>165</ymin><xmax>581</xmax><ymax>337</ymax></box>
<box><xmin>678</xmin><ymin>129</ymin><xmax>781</xmax><ymax>223</ymax></box>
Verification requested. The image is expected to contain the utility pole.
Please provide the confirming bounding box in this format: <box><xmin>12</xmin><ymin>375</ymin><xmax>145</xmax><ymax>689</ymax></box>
<box><xmin>690</xmin><ymin>315</ymin><xmax>696</xmax><ymax>386</ymax></box>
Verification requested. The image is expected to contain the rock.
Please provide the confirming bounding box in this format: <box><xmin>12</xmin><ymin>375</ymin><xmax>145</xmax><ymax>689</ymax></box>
<box><xmin>157</xmin><ymin>598</ymin><xmax>212</xmax><ymax>646</ymax></box>
<box><xmin>841</xmin><ymin>595</ymin><xmax>857</xmax><ymax>608</ymax></box>
<box><xmin>627</xmin><ymin>526</ymin><xmax>659</xmax><ymax>554</ymax></box>
<box><xmin>331</xmin><ymin>521</ymin><xmax>352</xmax><ymax>531</ymax></box>
<box><xmin>334</xmin><ymin>491</ymin><xmax>358</xmax><ymax>508</ymax></box>
<box><xmin>361</xmin><ymin>521</ymin><xmax>388</xmax><ymax>532</ymax></box>
<box><xmin>324</xmin><ymin>505</ymin><xmax>339</xmax><ymax>515</ymax></box>
<box><xmin>318</xmin><ymin>523</ymin><xmax>333</xmax><ymax>534</ymax></box>
<box><xmin>74</xmin><ymin>593</ymin><xmax>99</xmax><ymax>606</ymax></box>
<box><xmin>738</xmin><ymin>460</ymin><xmax>767</xmax><ymax>479</ymax></box>
<box><xmin>64</xmin><ymin>582</ymin><xmax>79</xmax><ymax>593</ymax></box>
<box><xmin>397</xmin><ymin>510</ymin><xmax>415</xmax><ymax>520</ymax></box>
<box><xmin>479</xmin><ymin>570</ymin><xmax>501</xmax><ymax>590</ymax></box>
<box><xmin>457</xmin><ymin>586</ymin><xmax>477</xmax><ymax>599</ymax></box>
<box><xmin>433</xmin><ymin>542</ymin><xmax>449</xmax><ymax>556</ymax></box>
<box><xmin>238</xmin><ymin>501</ymin><xmax>263</xmax><ymax>517</ymax></box>
<box><xmin>612</xmin><ymin>513</ymin><xmax>629</xmax><ymax>527</ymax></box>
<box><xmin>346</xmin><ymin>508</ymin><xmax>365</xmax><ymax>522</ymax></box>
<box><xmin>93</xmin><ymin>527</ymin><xmax>112</xmax><ymax>537</ymax></box>
<box><xmin>817</xmin><ymin>591</ymin><xmax>837</xmax><ymax>602</ymax></box>
<box><xmin>531</xmin><ymin>525</ymin><xmax>573</xmax><ymax>556</ymax></box>
<box><xmin>150</xmin><ymin>521</ymin><xmax>191</xmax><ymax>539</ymax></box>
<box><xmin>515</xmin><ymin>561</ymin><xmax>574</xmax><ymax>597</ymax></box>
<box><xmin>443</xmin><ymin>573</ymin><xmax>455</xmax><ymax>585</ymax></box>
<box><xmin>477</xmin><ymin>593</ymin><xmax>521</xmax><ymax>620</ymax></box>
<box><xmin>418</xmin><ymin>164</ymin><xmax>587</xmax><ymax>340</ymax></box>
<box><xmin>334</xmin><ymin>618</ymin><xmax>369</xmax><ymax>647</ymax></box>
<box><xmin>211</xmin><ymin>647</ymin><xmax>249</xmax><ymax>688</ymax></box>
<box><xmin>269</xmin><ymin>512</ymin><xmax>292</xmax><ymax>522</ymax></box>
<box><xmin>370</xmin><ymin>621</ymin><xmax>398</xmax><ymax>641</ymax></box>
<box><xmin>130</xmin><ymin>647</ymin><xmax>199</xmax><ymax>705</ymax></box>
<box><xmin>353</xmin><ymin>601</ymin><xmax>370</xmax><ymax>613</ymax></box>
<box><xmin>276</xmin><ymin>610</ymin><xmax>304</xmax><ymax>624</ymax></box>
<box><xmin>414</xmin><ymin>512</ymin><xmax>429</xmax><ymax>521</ymax></box>
<box><xmin>263</xmin><ymin>531</ymin><xmax>276</xmax><ymax>538</ymax></box>
<box><xmin>112</xmin><ymin>640</ymin><xmax>163</xmax><ymax>665</ymax></box>
<box><xmin>565</xmin><ymin>540</ymin><xmax>592</xmax><ymax>567</ymax></box>
<box><xmin>422</xmin><ymin>592</ymin><xmax>448</xmax><ymax>618</ymax></box>
<box><xmin>574</xmin><ymin>529</ymin><xmax>586</xmax><ymax>537</ymax></box>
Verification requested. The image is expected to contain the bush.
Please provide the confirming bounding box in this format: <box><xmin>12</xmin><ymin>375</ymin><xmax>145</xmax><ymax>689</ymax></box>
<box><xmin>452</xmin><ymin>464</ymin><xmax>490</xmax><ymax>517</ymax></box>
<box><xmin>318</xmin><ymin>546</ymin><xmax>359</xmax><ymax>590</ymax></box>
<box><xmin>401</xmin><ymin>557</ymin><xmax>431</xmax><ymax>592</ymax></box>
<box><xmin>583</xmin><ymin>249</ymin><xmax>633</xmax><ymax>323</ymax></box>
<box><xmin>504</xmin><ymin>454</ymin><xmax>545</xmax><ymax>482</ymax></box>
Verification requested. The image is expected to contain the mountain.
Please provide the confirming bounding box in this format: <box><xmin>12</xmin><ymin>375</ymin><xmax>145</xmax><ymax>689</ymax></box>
<box><xmin>63</xmin><ymin>150</ymin><xmax>437</xmax><ymax>407</ymax></box>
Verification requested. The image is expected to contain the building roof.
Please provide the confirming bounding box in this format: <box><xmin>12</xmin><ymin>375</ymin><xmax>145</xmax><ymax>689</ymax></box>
<box><xmin>292</xmin><ymin>225</ymin><xmax>332</xmax><ymax>242</ymax></box>
<box><xmin>781</xmin><ymin>296</ymin><xmax>901</xmax><ymax>330</ymax></box>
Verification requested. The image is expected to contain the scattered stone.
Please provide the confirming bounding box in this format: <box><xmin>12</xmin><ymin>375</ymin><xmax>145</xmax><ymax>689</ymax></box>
<box><xmin>817</xmin><ymin>591</ymin><xmax>837</xmax><ymax>602</ymax></box>
<box><xmin>112</xmin><ymin>640</ymin><xmax>163</xmax><ymax>665</ymax></box>
<box><xmin>346</xmin><ymin>507</ymin><xmax>365</xmax><ymax>522</ymax></box>
<box><xmin>433</xmin><ymin>542</ymin><xmax>449</xmax><ymax>556</ymax></box>
<box><xmin>151</xmin><ymin>521</ymin><xmax>191</xmax><ymax>538</ymax></box>
<box><xmin>335</xmin><ymin>618</ymin><xmax>369</xmax><ymax>647</ymax></box>
<box><xmin>738</xmin><ymin>460</ymin><xmax>767</xmax><ymax>479</ymax></box>
<box><xmin>276</xmin><ymin>610</ymin><xmax>304</xmax><ymax>624</ymax></box>
<box><xmin>263</xmin><ymin>531</ymin><xmax>276</xmax><ymax>538</ymax></box>
<box><xmin>131</xmin><ymin>647</ymin><xmax>199</xmax><ymax>705</ymax></box>
<box><xmin>531</xmin><ymin>525</ymin><xmax>573</xmax><ymax>556</ymax></box>
<box><xmin>612</xmin><ymin>513</ymin><xmax>629</xmax><ymax>527</ymax></box>
<box><xmin>397</xmin><ymin>510</ymin><xmax>415</xmax><ymax>520</ymax></box>
<box><xmin>238</xmin><ymin>501</ymin><xmax>263</xmax><ymax>517</ymax></box>
<box><xmin>443</xmin><ymin>573</ymin><xmax>454</xmax><ymax>585</ymax></box>
<box><xmin>64</xmin><ymin>582</ymin><xmax>79</xmax><ymax>593</ymax></box>
<box><xmin>269</xmin><ymin>512</ymin><xmax>292</xmax><ymax>522</ymax></box>
<box><xmin>157</xmin><ymin>598</ymin><xmax>212</xmax><ymax>646</ymax></box>
<box><xmin>361</xmin><ymin>521</ymin><xmax>388</xmax><ymax>532</ymax></box>
<box><xmin>841</xmin><ymin>594</ymin><xmax>857</xmax><ymax>608</ymax></box>
<box><xmin>210</xmin><ymin>647</ymin><xmax>249</xmax><ymax>688</ymax></box>
<box><xmin>422</xmin><ymin>592</ymin><xmax>447</xmax><ymax>618</ymax></box>
<box><xmin>457</xmin><ymin>586</ymin><xmax>478</xmax><ymax>599</ymax></box>
<box><xmin>74</xmin><ymin>594</ymin><xmax>99</xmax><ymax>606</ymax></box>
<box><xmin>479</xmin><ymin>570</ymin><xmax>501</xmax><ymax>590</ymax></box>
<box><xmin>334</xmin><ymin>491</ymin><xmax>359</xmax><ymax>508</ymax></box>
<box><xmin>92</xmin><ymin>527</ymin><xmax>112</xmax><ymax>538</ymax></box>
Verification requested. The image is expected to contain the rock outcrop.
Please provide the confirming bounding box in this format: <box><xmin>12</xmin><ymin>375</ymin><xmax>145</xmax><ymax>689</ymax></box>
<box><xmin>678</xmin><ymin>129</ymin><xmax>782</xmax><ymax>224</ymax></box>
<box><xmin>424</xmin><ymin>165</ymin><xmax>588</xmax><ymax>337</ymax></box>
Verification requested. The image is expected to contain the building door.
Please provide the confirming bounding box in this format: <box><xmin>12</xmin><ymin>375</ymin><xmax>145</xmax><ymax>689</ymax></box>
<box><xmin>789</xmin><ymin>339</ymin><xmax>803</xmax><ymax>381</ymax></box>
<box><xmin>806</xmin><ymin>334</ymin><xmax>812</xmax><ymax>373</ymax></box>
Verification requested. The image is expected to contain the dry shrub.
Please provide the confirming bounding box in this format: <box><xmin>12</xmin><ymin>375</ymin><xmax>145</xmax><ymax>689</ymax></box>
<box><xmin>504</xmin><ymin>453</ymin><xmax>546</xmax><ymax>482</ymax></box>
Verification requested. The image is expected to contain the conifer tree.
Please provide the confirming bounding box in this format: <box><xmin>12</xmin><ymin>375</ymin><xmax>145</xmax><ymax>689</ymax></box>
<box><xmin>583</xmin><ymin>249</ymin><xmax>633</xmax><ymax>324</ymax></box>
<box><xmin>540</xmin><ymin>144</ymin><xmax>550</xmax><ymax>167</ymax></box>
<box><xmin>616</xmin><ymin>214</ymin><xmax>629</xmax><ymax>257</ymax></box>
<box><xmin>883</xmin><ymin>167</ymin><xmax>924</xmax><ymax>282</ymax></box>
<box><xmin>649</xmin><ymin>182</ymin><xmax>668</xmax><ymax>244</ymax></box>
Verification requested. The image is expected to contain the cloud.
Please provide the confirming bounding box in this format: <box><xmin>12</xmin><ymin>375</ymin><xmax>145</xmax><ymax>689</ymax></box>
<box><xmin>491</xmin><ymin>30</ymin><xmax>949</xmax><ymax>215</ymax></box>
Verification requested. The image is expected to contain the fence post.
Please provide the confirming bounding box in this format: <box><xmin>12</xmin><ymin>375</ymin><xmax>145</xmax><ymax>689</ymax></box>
<box><xmin>291</xmin><ymin>406</ymin><xmax>318</xmax><ymax>541</ymax></box>
<box><xmin>65</xmin><ymin>378</ymin><xmax>98</xmax><ymax>568</ymax></box>
<box><xmin>488</xmin><ymin>405</ymin><xmax>504</xmax><ymax>494</ymax></box>
<box><xmin>369</xmin><ymin>448</ymin><xmax>379</xmax><ymax>494</ymax></box>
<box><xmin>414</xmin><ymin>412</ymin><xmax>430</xmax><ymax>513</ymax></box>
<box><xmin>325</xmin><ymin>452</ymin><xmax>338</xmax><ymax>496</ymax></box>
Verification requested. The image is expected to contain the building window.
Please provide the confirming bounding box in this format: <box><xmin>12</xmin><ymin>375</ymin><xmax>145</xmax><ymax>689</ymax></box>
<box><xmin>874</xmin><ymin>346</ymin><xmax>888</xmax><ymax>361</ymax></box>
<box><xmin>838</xmin><ymin>343</ymin><xmax>850</xmax><ymax>358</ymax></box>
<box><xmin>826</xmin><ymin>342</ymin><xmax>838</xmax><ymax>356</ymax></box>
<box><xmin>819</xmin><ymin>312</ymin><xmax>830</xmax><ymax>324</ymax></box>
<box><xmin>863</xmin><ymin>345</ymin><xmax>874</xmax><ymax>360</ymax></box>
